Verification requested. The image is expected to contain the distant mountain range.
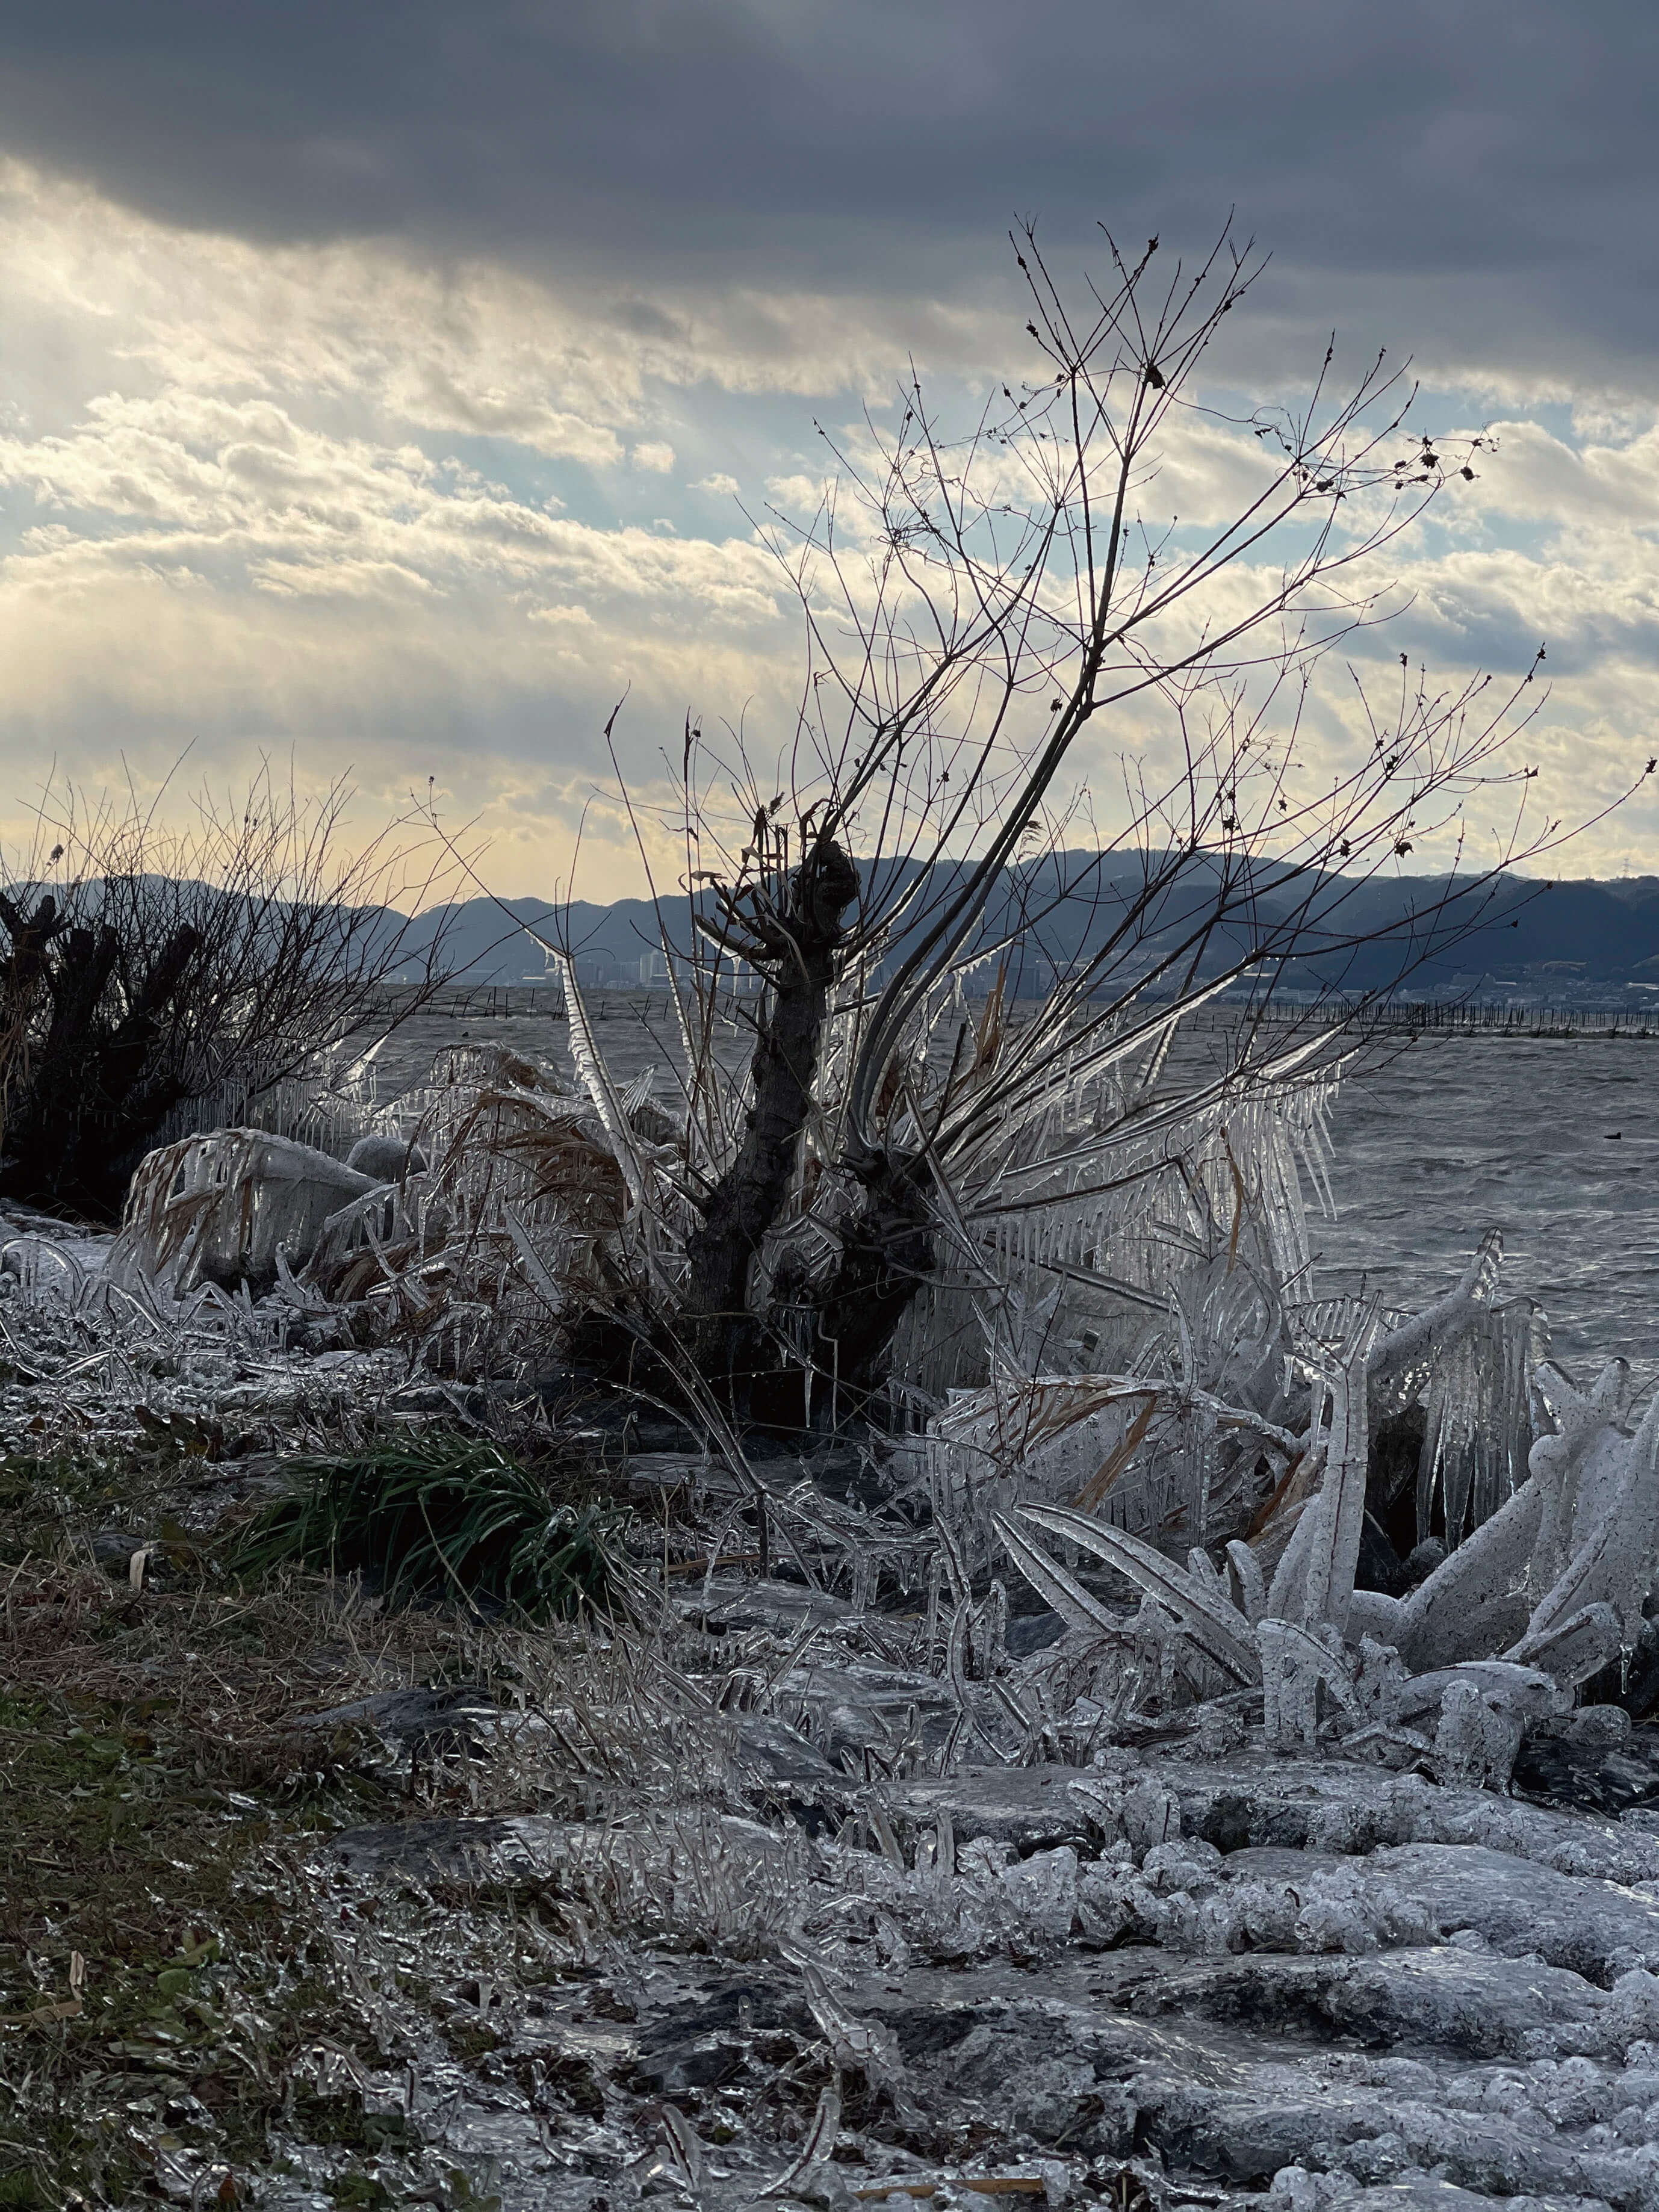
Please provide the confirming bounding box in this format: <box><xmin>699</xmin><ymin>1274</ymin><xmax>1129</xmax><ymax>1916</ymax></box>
<box><xmin>391</xmin><ymin>861</ymin><xmax>1659</xmax><ymax>1006</ymax></box>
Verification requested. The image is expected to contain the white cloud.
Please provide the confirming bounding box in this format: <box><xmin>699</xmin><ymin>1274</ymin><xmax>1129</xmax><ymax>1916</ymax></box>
<box><xmin>0</xmin><ymin>155</ymin><xmax>1653</xmax><ymax>891</ymax></box>
<box><xmin>763</xmin><ymin>472</ymin><xmax>833</xmax><ymax>514</ymax></box>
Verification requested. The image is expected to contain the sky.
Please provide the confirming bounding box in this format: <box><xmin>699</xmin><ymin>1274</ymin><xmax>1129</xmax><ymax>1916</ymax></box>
<box><xmin>1</xmin><ymin>1</ymin><xmax>1658</xmax><ymax>899</ymax></box>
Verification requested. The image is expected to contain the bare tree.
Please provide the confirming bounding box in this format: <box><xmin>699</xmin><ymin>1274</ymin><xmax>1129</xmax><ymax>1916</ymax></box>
<box><xmin>595</xmin><ymin>219</ymin><xmax>1604</xmax><ymax>1411</ymax></box>
<box><xmin>0</xmin><ymin>764</ymin><xmax>459</xmax><ymax>1218</ymax></box>
<box><xmin>435</xmin><ymin>221</ymin><xmax>1627</xmax><ymax>1426</ymax></box>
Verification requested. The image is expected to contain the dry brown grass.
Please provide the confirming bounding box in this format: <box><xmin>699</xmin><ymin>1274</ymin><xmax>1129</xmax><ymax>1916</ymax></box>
<box><xmin>0</xmin><ymin>1413</ymin><xmax>769</xmax><ymax>2212</ymax></box>
<box><xmin>0</xmin><ymin>1543</ymin><xmax>516</xmax><ymax>2208</ymax></box>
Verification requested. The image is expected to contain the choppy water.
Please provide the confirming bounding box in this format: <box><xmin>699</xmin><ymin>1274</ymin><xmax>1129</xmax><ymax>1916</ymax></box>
<box><xmin>1319</xmin><ymin>1035</ymin><xmax>1659</xmax><ymax>1380</ymax></box>
<box><xmin>366</xmin><ymin>1006</ymin><xmax>1659</xmax><ymax>1384</ymax></box>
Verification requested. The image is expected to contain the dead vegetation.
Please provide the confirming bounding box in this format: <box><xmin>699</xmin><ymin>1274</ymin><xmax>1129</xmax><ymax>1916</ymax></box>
<box><xmin>0</xmin><ymin>1551</ymin><xmax>482</xmax><ymax>2209</ymax></box>
<box><xmin>511</xmin><ymin>220</ymin><xmax>1596</xmax><ymax>1422</ymax></box>
<box><xmin>0</xmin><ymin>766</ymin><xmax>459</xmax><ymax>1220</ymax></box>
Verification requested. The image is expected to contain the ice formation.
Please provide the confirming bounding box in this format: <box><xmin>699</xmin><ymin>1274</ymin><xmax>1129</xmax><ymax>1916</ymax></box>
<box><xmin>51</xmin><ymin>974</ymin><xmax>1659</xmax><ymax>1771</ymax></box>
<box><xmin>15</xmin><ymin>982</ymin><xmax>1659</xmax><ymax>2212</ymax></box>
<box><xmin>280</xmin><ymin>1569</ymin><xmax>1659</xmax><ymax>2212</ymax></box>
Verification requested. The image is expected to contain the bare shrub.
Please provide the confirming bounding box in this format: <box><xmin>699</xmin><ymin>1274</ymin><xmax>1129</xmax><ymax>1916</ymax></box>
<box><xmin>0</xmin><ymin>763</ymin><xmax>458</xmax><ymax>1218</ymax></box>
<box><xmin>498</xmin><ymin>221</ymin><xmax>1616</xmax><ymax>1415</ymax></box>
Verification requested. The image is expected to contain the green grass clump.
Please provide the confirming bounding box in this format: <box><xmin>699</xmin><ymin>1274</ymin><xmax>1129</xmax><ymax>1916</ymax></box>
<box><xmin>234</xmin><ymin>1430</ymin><xmax>618</xmax><ymax>1619</ymax></box>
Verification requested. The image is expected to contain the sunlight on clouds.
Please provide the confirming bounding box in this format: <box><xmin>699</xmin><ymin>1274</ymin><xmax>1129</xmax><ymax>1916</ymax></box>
<box><xmin>0</xmin><ymin>156</ymin><xmax>1653</xmax><ymax>891</ymax></box>
<box><xmin>764</xmin><ymin>472</ymin><xmax>834</xmax><ymax>514</ymax></box>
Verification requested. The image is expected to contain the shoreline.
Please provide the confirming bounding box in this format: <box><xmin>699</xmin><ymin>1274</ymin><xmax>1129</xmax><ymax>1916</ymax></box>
<box><xmin>368</xmin><ymin>984</ymin><xmax>1659</xmax><ymax>1042</ymax></box>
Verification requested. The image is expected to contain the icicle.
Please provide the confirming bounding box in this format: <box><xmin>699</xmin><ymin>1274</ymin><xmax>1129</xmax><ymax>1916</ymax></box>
<box><xmin>1288</xmin><ymin>1348</ymin><xmax>1369</xmax><ymax>1635</ymax></box>
<box><xmin>1014</xmin><ymin>1502</ymin><xmax>1260</xmax><ymax>1685</ymax></box>
<box><xmin>554</xmin><ymin>955</ymin><xmax>653</xmax><ymax>1216</ymax></box>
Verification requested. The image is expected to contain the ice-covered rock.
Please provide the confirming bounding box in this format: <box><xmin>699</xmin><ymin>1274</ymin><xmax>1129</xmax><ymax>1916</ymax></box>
<box><xmin>345</xmin><ymin>1131</ymin><xmax>430</xmax><ymax>1180</ymax></box>
<box><xmin>110</xmin><ymin>1126</ymin><xmax>376</xmax><ymax>1295</ymax></box>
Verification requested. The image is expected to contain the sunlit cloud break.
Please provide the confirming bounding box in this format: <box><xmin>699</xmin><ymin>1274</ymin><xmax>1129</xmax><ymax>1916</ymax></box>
<box><xmin>0</xmin><ymin>155</ymin><xmax>1655</xmax><ymax>894</ymax></box>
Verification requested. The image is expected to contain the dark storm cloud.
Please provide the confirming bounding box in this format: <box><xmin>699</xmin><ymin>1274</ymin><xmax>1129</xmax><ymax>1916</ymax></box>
<box><xmin>2</xmin><ymin>0</ymin><xmax>1657</xmax><ymax>382</ymax></box>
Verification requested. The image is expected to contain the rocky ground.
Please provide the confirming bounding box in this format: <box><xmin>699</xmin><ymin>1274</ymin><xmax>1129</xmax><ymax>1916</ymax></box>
<box><xmin>11</xmin><ymin>1424</ymin><xmax>1659</xmax><ymax>2212</ymax></box>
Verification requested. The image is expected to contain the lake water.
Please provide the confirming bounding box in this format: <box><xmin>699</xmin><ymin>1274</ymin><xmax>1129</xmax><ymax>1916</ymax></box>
<box><xmin>367</xmin><ymin>1003</ymin><xmax>1659</xmax><ymax>1389</ymax></box>
<box><xmin>1318</xmin><ymin>1033</ymin><xmax>1659</xmax><ymax>1383</ymax></box>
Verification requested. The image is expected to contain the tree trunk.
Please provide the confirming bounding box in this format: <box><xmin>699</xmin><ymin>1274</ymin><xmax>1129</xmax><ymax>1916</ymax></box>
<box><xmin>0</xmin><ymin>893</ymin><xmax>64</xmax><ymax>1017</ymax></box>
<box><xmin>682</xmin><ymin>840</ymin><xmax>860</xmax><ymax>1386</ymax></box>
<box><xmin>96</xmin><ymin>924</ymin><xmax>202</xmax><ymax>1122</ymax></box>
<box><xmin>0</xmin><ymin>922</ymin><xmax>202</xmax><ymax>1218</ymax></box>
<box><xmin>810</xmin><ymin>1144</ymin><xmax>937</xmax><ymax>1412</ymax></box>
